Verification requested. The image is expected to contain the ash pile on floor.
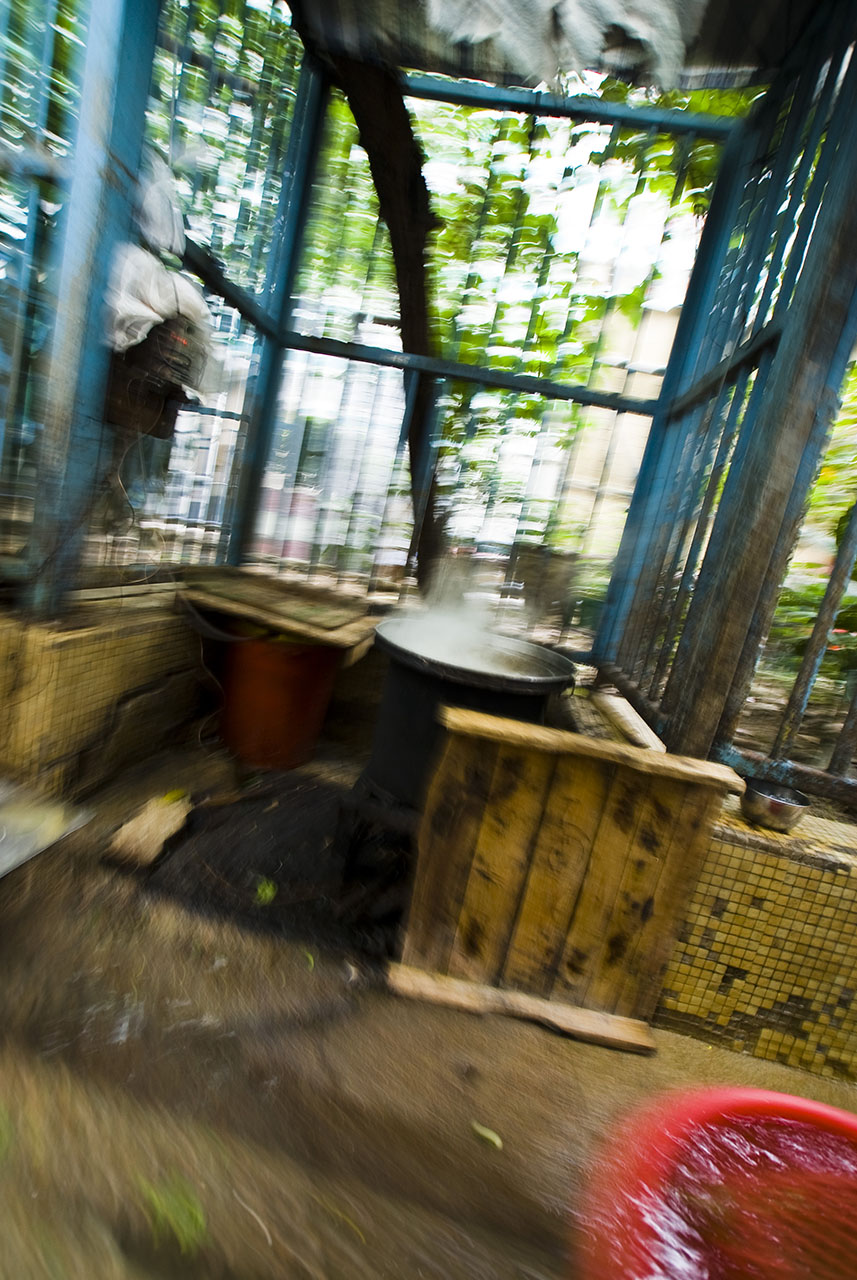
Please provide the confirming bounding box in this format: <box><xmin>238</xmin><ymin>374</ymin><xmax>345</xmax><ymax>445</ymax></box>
<box><xmin>145</xmin><ymin>771</ymin><xmax>411</xmax><ymax>958</ymax></box>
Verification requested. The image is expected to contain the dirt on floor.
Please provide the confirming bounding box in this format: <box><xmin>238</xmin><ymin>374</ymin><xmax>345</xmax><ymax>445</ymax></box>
<box><xmin>1</xmin><ymin>741</ymin><xmax>857</xmax><ymax>1279</ymax></box>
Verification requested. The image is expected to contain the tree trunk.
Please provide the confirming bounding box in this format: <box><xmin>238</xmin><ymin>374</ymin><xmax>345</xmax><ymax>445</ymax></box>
<box><xmin>329</xmin><ymin>55</ymin><xmax>443</xmax><ymax>586</ymax></box>
<box><xmin>287</xmin><ymin>5</ymin><xmax>445</xmax><ymax>585</ymax></box>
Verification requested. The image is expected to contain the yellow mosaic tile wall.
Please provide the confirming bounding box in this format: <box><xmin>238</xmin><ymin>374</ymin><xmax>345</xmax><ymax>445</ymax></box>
<box><xmin>0</xmin><ymin>602</ymin><xmax>202</xmax><ymax>797</ymax></box>
<box><xmin>657</xmin><ymin>796</ymin><xmax>857</xmax><ymax>1079</ymax></box>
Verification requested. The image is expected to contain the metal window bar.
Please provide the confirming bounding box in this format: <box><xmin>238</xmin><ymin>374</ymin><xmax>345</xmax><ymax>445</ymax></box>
<box><xmin>186</xmin><ymin>71</ymin><xmax>733</xmax><ymax>591</ymax></box>
<box><xmin>0</xmin><ymin>0</ymin><xmax>58</xmax><ymax>472</ymax></box>
<box><xmin>712</xmin><ymin>275</ymin><xmax>857</xmax><ymax>758</ymax></box>
<box><xmin>696</xmin><ymin>23</ymin><xmax>850</xmax><ymax>379</ymax></box>
<box><xmin>653</xmin><ymin>348</ymin><xmax>779</xmax><ymax>707</ymax></box>
<box><xmin>626</xmin><ymin>400</ymin><xmax>721</xmax><ymax>679</ymax></box>
<box><xmin>152</xmin><ymin>0</ymin><xmax>303</xmax><ymax>295</ymax></box>
<box><xmin>657</xmin><ymin>67</ymin><xmax>857</xmax><ymax>773</ymax></box>
<box><xmin>614</xmin><ymin>365</ymin><xmax>749</xmax><ymax>680</ymax></box>
<box><xmin>694</xmin><ymin>61</ymin><xmax>814</xmax><ymax>380</ymax></box>
<box><xmin>644</xmin><ymin>386</ymin><xmax>743</xmax><ymax>696</ymax></box>
<box><xmin>748</xmin><ymin>34</ymin><xmax>847</xmax><ymax>334</ymax></box>
<box><xmin>644</xmin><ymin>359</ymin><xmax>771</xmax><ymax>692</ymax></box>
<box><xmin>593</xmin><ymin>110</ymin><xmax>752</xmax><ymax>663</ymax></box>
<box><xmin>608</xmin><ymin>40</ymin><xmax>852</xmax><ymax>704</ymax></box>
<box><xmin>0</xmin><ymin>0</ymin><xmax>83</xmax><ymax>493</ymax></box>
<box><xmin>613</xmin><ymin>392</ymin><xmax>713</xmax><ymax>673</ymax></box>
<box><xmin>272</xmin><ymin>92</ymin><xmax>695</xmax><ymax>586</ymax></box>
<box><xmin>728</xmin><ymin>54</ymin><xmax>826</xmax><ymax>342</ymax></box>
<box><xmin>643</xmin><ymin>376</ymin><xmax>749</xmax><ymax>679</ymax></box>
<box><xmin>18</xmin><ymin>2</ymin><xmax>857</xmax><ymax>803</ymax></box>
<box><xmin>769</xmin><ymin>43</ymin><xmax>857</xmax><ymax>327</ymax></box>
<box><xmin>631</xmin><ymin>335</ymin><xmax>778</xmax><ymax>686</ymax></box>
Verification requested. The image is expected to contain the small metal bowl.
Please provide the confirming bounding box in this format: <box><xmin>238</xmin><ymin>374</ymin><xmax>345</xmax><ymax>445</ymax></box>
<box><xmin>740</xmin><ymin>779</ymin><xmax>810</xmax><ymax>832</ymax></box>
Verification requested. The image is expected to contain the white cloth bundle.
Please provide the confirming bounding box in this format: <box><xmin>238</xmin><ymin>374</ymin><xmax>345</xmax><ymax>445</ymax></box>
<box><xmin>426</xmin><ymin>0</ymin><xmax>707</xmax><ymax>87</ymax></box>
<box><xmin>105</xmin><ymin>243</ymin><xmax>213</xmax><ymax>393</ymax></box>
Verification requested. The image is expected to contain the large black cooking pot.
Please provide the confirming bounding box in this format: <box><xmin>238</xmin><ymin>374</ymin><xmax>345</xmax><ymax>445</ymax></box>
<box><xmin>364</xmin><ymin>614</ymin><xmax>576</xmax><ymax>810</ymax></box>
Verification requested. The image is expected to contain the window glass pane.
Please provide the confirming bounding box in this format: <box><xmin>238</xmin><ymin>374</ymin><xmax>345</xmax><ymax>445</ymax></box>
<box><xmin>147</xmin><ymin>0</ymin><xmax>303</xmax><ymax>294</ymax></box>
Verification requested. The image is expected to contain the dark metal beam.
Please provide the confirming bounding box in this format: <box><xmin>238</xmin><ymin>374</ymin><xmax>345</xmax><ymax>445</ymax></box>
<box><xmin>277</xmin><ymin>329</ymin><xmax>658</xmax><ymax>416</ymax></box>
<box><xmin>182</xmin><ymin>234</ymin><xmax>660</xmax><ymax>417</ymax></box>
<box><xmin>666</xmin><ymin>320</ymin><xmax>781</xmax><ymax>420</ymax></box>
<box><xmin>182</xmin><ymin>238</ymin><xmax>280</xmax><ymax>341</ymax></box>
<box><xmin>401</xmin><ymin>72</ymin><xmax>736</xmax><ymax>139</ymax></box>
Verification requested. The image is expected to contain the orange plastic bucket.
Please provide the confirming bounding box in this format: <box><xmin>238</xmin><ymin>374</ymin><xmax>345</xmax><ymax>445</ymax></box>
<box><xmin>221</xmin><ymin>637</ymin><xmax>341</xmax><ymax>770</ymax></box>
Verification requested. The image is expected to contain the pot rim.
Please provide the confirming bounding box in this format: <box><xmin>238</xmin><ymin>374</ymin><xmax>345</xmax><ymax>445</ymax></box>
<box><xmin>374</xmin><ymin>615</ymin><xmax>576</xmax><ymax>694</ymax></box>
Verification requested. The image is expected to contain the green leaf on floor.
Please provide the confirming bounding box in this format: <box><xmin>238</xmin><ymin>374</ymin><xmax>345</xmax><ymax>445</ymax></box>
<box><xmin>471</xmin><ymin>1121</ymin><xmax>503</xmax><ymax>1149</ymax></box>
<box><xmin>137</xmin><ymin>1172</ymin><xmax>208</xmax><ymax>1256</ymax></box>
<box><xmin>254</xmin><ymin>877</ymin><xmax>277</xmax><ymax>906</ymax></box>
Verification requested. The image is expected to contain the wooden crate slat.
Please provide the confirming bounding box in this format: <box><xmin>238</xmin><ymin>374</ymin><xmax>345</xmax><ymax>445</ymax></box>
<box><xmin>610</xmin><ymin>788</ymin><xmax>722</xmax><ymax>1020</ymax></box>
<box><xmin>447</xmin><ymin>746</ymin><xmax>554</xmax><ymax>985</ymax></box>
<box><xmin>403</xmin><ymin>710</ymin><xmax>742</xmax><ymax>1030</ymax></box>
<box><xmin>438</xmin><ymin>707</ymin><xmax>743</xmax><ymax>793</ymax></box>
<box><xmin>548</xmin><ymin>764</ymin><xmax>647</xmax><ymax>1006</ymax></box>
<box><xmin>502</xmin><ymin>754</ymin><xmax>611</xmax><ymax>997</ymax></box>
<box><xmin>402</xmin><ymin>735</ymin><xmax>501</xmax><ymax>973</ymax></box>
<box><xmin>580</xmin><ymin>774</ymin><xmax>691</xmax><ymax>1015</ymax></box>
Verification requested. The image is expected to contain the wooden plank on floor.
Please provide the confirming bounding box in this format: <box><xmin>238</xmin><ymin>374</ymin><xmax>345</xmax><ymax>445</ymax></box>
<box><xmin>387</xmin><ymin>964</ymin><xmax>657</xmax><ymax>1054</ymax></box>
<box><xmin>502</xmin><ymin>754</ymin><xmax>611</xmax><ymax>997</ymax></box>
<box><xmin>402</xmin><ymin>735</ymin><xmax>501</xmax><ymax>974</ymax></box>
<box><xmin>447</xmin><ymin>747</ymin><xmax>554</xmax><ymax>986</ymax></box>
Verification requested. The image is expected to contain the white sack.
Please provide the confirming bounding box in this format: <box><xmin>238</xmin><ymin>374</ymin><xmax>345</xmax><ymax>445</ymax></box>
<box><xmin>138</xmin><ymin>152</ymin><xmax>186</xmax><ymax>257</ymax></box>
<box><xmin>426</xmin><ymin>0</ymin><xmax>708</xmax><ymax>87</ymax></box>
<box><xmin>105</xmin><ymin>242</ymin><xmax>212</xmax><ymax>363</ymax></box>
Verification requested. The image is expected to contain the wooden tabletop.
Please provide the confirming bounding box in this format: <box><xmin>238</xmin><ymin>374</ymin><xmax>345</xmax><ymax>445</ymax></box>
<box><xmin>177</xmin><ymin>568</ymin><xmax>378</xmax><ymax>649</ymax></box>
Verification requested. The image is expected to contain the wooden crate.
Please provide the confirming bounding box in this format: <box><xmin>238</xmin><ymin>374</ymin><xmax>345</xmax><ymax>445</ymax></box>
<box><xmin>403</xmin><ymin>707</ymin><xmax>743</xmax><ymax>1023</ymax></box>
<box><xmin>0</xmin><ymin>605</ymin><xmax>202</xmax><ymax>797</ymax></box>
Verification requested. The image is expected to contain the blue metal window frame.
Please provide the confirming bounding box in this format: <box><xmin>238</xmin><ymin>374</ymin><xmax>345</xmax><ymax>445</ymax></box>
<box><xmin>13</xmin><ymin>5</ymin><xmax>744</xmax><ymax>621</ymax></box>
<box><xmin>24</xmin><ymin>0</ymin><xmax>163</xmax><ymax>613</ymax></box>
<box><xmin>590</xmin><ymin>5</ymin><xmax>857</xmax><ymax>800</ymax></box>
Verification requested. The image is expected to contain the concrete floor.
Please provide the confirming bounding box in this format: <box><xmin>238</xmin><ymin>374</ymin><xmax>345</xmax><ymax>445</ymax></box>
<box><xmin>1</xmin><ymin>744</ymin><xmax>856</xmax><ymax>1278</ymax></box>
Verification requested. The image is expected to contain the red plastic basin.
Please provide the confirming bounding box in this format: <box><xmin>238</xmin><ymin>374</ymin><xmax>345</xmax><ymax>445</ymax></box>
<box><xmin>580</xmin><ymin>1086</ymin><xmax>857</xmax><ymax>1279</ymax></box>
